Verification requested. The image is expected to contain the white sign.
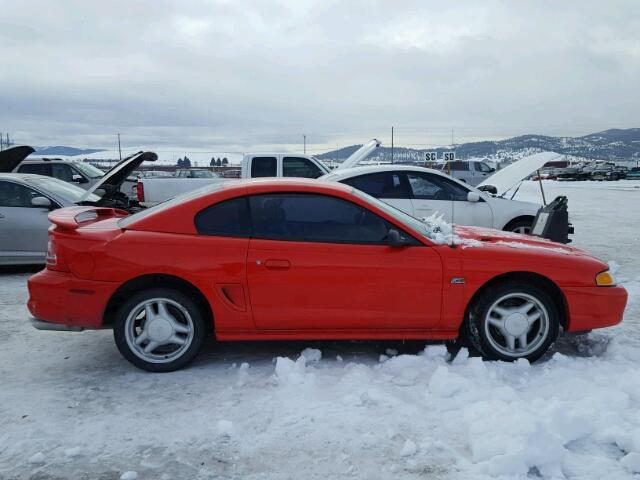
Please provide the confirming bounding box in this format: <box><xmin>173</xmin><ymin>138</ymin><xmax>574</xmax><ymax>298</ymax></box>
<box><xmin>425</xmin><ymin>152</ymin><xmax>437</xmax><ymax>161</ymax></box>
<box><xmin>443</xmin><ymin>152</ymin><xmax>456</xmax><ymax>161</ymax></box>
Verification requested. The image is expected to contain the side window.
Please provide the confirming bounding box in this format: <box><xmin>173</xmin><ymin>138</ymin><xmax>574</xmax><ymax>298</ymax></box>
<box><xmin>249</xmin><ymin>193</ymin><xmax>390</xmax><ymax>244</ymax></box>
<box><xmin>17</xmin><ymin>163</ymin><xmax>50</xmax><ymax>176</ymax></box>
<box><xmin>0</xmin><ymin>181</ymin><xmax>42</xmax><ymax>207</ymax></box>
<box><xmin>477</xmin><ymin>162</ymin><xmax>493</xmax><ymax>173</ymax></box>
<box><xmin>283</xmin><ymin>157</ymin><xmax>323</xmax><ymax>179</ymax></box>
<box><xmin>50</xmin><ymin>164</ymin><xmax>75</xmax><ymax>182</ymax></box>
<box><xmin>195</xmin><ymin>197</ymin><xmax>251</xmax><ymax>237</ymax></box>
<box><xmin>341</xmin><ymin>172</ymin><xmax>410</xmax><ymax>199</ymax></box>
<box><xmin>408</xmin><ymin>173</ymin><xmax>469</xmax><ymax>201</ymax></box>
<box><xmin>448</xmin><ymin>161</ymin><xmax>470</xmax><ymax>171</ymax></box>
<box><xmin>250</xmin><ymin>157</ymin><xmax>277</xmax><ymax>178</ymax></box>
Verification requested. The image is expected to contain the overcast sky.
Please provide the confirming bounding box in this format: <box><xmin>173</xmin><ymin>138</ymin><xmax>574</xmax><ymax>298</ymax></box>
<box><xmin>1</xmin><ymin>0</ymin><xmax>639</xmax><ymax>153</ymax></box>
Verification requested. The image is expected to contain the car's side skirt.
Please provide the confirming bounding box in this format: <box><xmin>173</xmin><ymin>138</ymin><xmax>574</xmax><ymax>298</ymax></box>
<box><xmin>215</xmin><ymin>329</ymin><xmax>459</xmax><ymax>341</ymax></box>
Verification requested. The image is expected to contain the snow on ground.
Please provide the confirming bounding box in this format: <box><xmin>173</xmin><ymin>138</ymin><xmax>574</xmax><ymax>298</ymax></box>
<box><xmin>1</xmin><ymin>180</ymin><xmax>639</xmax><ymax>480</ymax></box>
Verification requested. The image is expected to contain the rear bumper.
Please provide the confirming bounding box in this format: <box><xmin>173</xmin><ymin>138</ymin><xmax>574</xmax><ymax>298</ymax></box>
<box><xmin>27</xmin><ymin>269</ymin><xmax>118</xmax><ymax>329</ymax></box>
<box><xmin>564</xmin><ymin>285</ymin><xmax>628</xmax><ymax>332</ymax></box>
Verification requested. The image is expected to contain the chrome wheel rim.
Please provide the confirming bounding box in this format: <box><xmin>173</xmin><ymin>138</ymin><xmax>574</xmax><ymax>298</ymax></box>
<box><xmin>512</xmin><ymin>225</ymin><xmax>531</xmax><ymax>234</ymax></box>
<box><xmin>484</xmin><ymin>292</ymin><xmax>549</xmax><ymax>358</ymax></box>
<box><xmin>125</xmin><ymin>298</ymin><xmax>194</xmax><ymax>364</ymax></box>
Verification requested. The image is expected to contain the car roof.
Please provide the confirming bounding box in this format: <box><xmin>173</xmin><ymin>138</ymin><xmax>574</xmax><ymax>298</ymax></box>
<box><xmin>322</xmin><ymin>164</ymin><xmax>448</xmax><ymax>180</ymax></box>
<box><xmin>20</xmin><ymin>158</ymin><xmax>77</xmax><ymax>163</ymax></box>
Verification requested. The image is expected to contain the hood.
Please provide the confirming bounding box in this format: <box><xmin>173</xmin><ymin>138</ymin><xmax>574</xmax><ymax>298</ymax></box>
<box><xmin>335</xmin><ymin>139</ymin><xmax>381</xmax><ymax>170</ymax></box>
<box><xmin>478</xmin><ymin>151</ymin><xmax>562</xmax><ymax>197</ymax></box>
<box><xmin>455</xmin><ymin>224</ymin><xmax>578</xmax><ymax>254</ymax></box>
<box><xmin>79</xmin><ymin>151</ymin><xmax>157</xmax><ymax>202</ymax></box>
<box><xmin>0</xmin><ymin>145</ymin><xmax>35</xmax><ymax>172</ymax></box>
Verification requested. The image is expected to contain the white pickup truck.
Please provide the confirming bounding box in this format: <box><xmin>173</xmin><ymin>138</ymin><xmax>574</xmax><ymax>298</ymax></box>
<box><xmin>136</xmin><ymin>141</ymin><xmax>381</xmax><ymax>206</ymax></box>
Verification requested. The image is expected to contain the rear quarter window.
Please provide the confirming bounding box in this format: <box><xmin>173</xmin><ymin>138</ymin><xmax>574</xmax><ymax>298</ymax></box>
<box><xmin>195</xmin><ymin>197</ymin><xmax>251</xmax><ymax>237</ymax></box>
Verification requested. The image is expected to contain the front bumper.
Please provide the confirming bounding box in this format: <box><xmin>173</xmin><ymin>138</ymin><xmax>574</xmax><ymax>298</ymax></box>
<box><xmin>564</xmin><ymin>285</ymin><xmax>628</xmax><ymax>332</ymax></box>
<box><xmin>28</xmin><ymin>269</ymin><xmax>118</xmax><ymax>330</ymax></box>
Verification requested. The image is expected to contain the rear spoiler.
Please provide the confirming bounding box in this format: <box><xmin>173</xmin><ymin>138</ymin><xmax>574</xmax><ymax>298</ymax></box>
<box><xmin>48</xmin><ymin>206</ymin><xmax>129</xmax><ymax>230</ymax></box>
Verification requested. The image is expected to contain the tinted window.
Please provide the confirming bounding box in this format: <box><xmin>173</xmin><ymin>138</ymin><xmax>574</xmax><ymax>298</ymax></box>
<box><xmin>341</xmin><ymin>172</ymin><xmax>410</xmax><ymax>199</ymax></box>
<box><xmin>251</xmin><ymin>157</ymin><xmax>277</xmax><ymax>178</ymax></box>
<box><xmin>249</xmin><ymin>193</ymin><xmax>390</xmax><ymax>244</ymax></box>
<box><xmin>195</xmin><ymin>197</ymin><xmax>251</xmax><ymax>237</ymax></box>
<box><xmin>0</xmin><ymin>181</ymin><xmax>43</xmax><ymax>207</ymax></box>
<box><xmin>283</xmin><ymin>157</ymin><xmax>323</xmax><ymax>179</ymax></box>
<box><xmin>408</xmin><ymin>173</ymin><xmax>469</xmax><ymax>201</ymax></box>
<box><xmin>17</xmin><ymin>163</ymin><xmax>50</xmax><ymax>175</ymax></box>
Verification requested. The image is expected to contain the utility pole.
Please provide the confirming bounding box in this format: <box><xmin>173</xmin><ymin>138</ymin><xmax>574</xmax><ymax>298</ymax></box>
<box><xmin>391</xmin><ymin>126</ymin><xmax>394</xmax><ymax>164</ymax></box>
<box><xmin>302</xmin><ymin>134</ymin><xmax>306</xmax><ymax>154</ymax></box>
<box><xmin>117</xmin><ymin>133</ymin><xmax>122</xmax><ymax>162</ymax></box>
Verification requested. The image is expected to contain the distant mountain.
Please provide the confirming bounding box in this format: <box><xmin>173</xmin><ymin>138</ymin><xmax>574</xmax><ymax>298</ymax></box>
<box><xmin>33</xmin><ymin>146</ymin><xmax>105</xmax><ymax>156</ymax></box>
<box><xmin>316</xmin><ymin>128</ymin><xmax>640</xmax><ymax>163</ymax></box>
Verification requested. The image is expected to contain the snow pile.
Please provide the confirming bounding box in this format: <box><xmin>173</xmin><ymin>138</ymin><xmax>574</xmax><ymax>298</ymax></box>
<box><xmin>420</xmin><ymin>213</ymin><xmax>483</xmax><ymax>248</ymax></box>
<box><xmin>274</xmin><ymin>355</ymin><xmax>314</xmax><ymax>385</ymax></box>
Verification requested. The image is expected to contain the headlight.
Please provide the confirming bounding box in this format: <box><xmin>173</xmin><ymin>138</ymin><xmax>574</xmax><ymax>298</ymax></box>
<box><xmin>595</xmin><ymin>270</ymin><xmax>616</xmax><ymax>286</ymax></box>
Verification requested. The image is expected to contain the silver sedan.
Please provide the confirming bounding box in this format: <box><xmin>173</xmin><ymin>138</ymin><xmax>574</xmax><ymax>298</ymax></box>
<box><xmin>0</xmin><ymin>173</ymin><xmax>99</xmax><ymax>265</ymax></box>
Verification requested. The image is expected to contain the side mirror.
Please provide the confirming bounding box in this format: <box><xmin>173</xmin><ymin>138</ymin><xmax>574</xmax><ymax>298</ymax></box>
<box><xmin>387</xmin><ymin>229</ymin><xmax>410</xmax><ymax>247</ymax></box>
<box><xmin>467</xmin><ymin>192</ymin><xmax>481</xmax><ymax>202</ymax></box>
<box><xmin>72</xmin><ymin>174</ymin><xmax>88</xmax><ymax>184</ymax></box>
<box><xmin>31</xmin><ymin>196</ymin><xmax>52</xmax><ymax>208</ymax></box>
<box><xmin>94</xmin><ymin>188</ymin><xmax>106</xmax><ymax>197</ymax></box>
<box><xmin>478</xmin><ymin>185</ymin><xmax>498</xmax><ymax>195</ymax></box>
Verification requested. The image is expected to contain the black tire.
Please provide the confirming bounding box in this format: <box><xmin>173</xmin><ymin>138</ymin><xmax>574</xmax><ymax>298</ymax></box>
<box><xmin>504</xmin><ymin>218</ymin><xmax>534</xmax><ymax>235</ymax></box>
<box><xmin>466</xmin><ymin>282</ymin><xmax>560</xmax><ymax>362</ymax></box>
<box><xmin>113</xmin><ymin>287</ymin><xmax>207</xmax><ymax>372</ymax></box>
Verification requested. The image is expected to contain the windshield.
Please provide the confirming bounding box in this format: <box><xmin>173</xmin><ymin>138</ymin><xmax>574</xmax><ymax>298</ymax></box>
<box><xmin>74</xmin><ymin>162</ymin><xmax>105</xmax><ymax>178</ymax></box>
<box><xmin>30</xmin><ymin>176</ymin><xmax>100</xmax><ymax>203</ymax></box>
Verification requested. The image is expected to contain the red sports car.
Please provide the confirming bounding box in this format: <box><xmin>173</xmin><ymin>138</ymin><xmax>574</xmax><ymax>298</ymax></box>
<box><xmin>28</xmin><ymin>179</ymin><xmax>627</xmax><ymax>371</ymax></box>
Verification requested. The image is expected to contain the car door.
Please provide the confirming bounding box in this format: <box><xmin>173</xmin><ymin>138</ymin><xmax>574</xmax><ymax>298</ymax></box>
<box><xmin>339</xmin><ymin>171</ymin><xmax>414</xmax><ymax>216</ymax></box>
<box><xmin>406</xmin><ymin>172</ymin><xmax>493</xmax><ymax>227</ymax></box>
<box><xmin>245</xmin><ymin>192</ymin><xmax>442</xmax><ymax>331</ymax></box>
<box><xmin>0</xmin><ymin>180</ymin><xmax>51</xmax><ymax>261</ymax></box>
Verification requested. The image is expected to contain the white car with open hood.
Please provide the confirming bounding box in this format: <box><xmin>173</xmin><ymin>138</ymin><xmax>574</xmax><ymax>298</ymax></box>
<box><xmin>323</xmin><ymin>152</ymin><xmax>563</xmax><ymax>233</ymax></box>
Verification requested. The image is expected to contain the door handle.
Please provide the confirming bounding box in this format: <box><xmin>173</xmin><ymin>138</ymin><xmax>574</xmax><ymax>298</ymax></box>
<box><xmin>263</xmin><ymin>259</ymin><xmax>291</xmax><ymax>270</ymax></box>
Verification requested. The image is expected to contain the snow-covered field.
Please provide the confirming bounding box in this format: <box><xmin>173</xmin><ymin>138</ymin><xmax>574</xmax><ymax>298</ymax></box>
<box><xmin>1</xmin><ymin>181</ymin><xmax>639</xmax><ymax>480</ymax></box>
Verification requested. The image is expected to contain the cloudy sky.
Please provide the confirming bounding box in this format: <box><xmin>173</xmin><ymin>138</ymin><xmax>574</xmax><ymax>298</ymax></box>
<box><xmin>1</xmin><ymin>0</ymin><xmax>638</xmax><ymax>154</ymax></box>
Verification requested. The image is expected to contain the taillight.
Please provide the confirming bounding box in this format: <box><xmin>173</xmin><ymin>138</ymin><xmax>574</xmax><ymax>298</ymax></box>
<box><xmin>136</xmin><ymin>182</ymin><xmax>145</xmax><ymax>202</ymax></box>
<box><xmin>46</xmin><ymin>238</ymin><xmax>69</xmax><ymax>272</ymax></box>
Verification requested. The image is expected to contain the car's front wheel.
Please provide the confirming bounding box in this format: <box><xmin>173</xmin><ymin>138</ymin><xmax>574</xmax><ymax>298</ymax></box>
<box><xmin>113</xmin><ymin>288</ymin><xmax>206</xmax><ymax>372</ymax></box>
<box><xmin>467</xmin><ymin>282</ymin><xmax>560</xmax><ymax>362</ymax></box>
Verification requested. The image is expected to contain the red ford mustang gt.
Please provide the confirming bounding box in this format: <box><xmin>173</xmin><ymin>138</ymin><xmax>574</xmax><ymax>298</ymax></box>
<box><xmin>28</xmin><ymin>179</ymin><xmax>627</xmax><ymax>371</ymax></box>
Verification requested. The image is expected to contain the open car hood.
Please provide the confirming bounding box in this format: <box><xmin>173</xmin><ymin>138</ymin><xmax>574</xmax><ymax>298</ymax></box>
<box><xmin>0</xmin><ymin>145</ymin><xmax>35</xmax><ymax>172</ymax></box>
<box><xmin>334</xmin><ymin>139</ymin><xmax>381</xmax><ymax>170</ymax></box>
<box><xmin>478</xmin><ymin>151</ymin><xmax>562</xmax><ymax>197</ymax></box>
<box><xmin>78</xmin><ymin>151</ymin><xmax>157</xmax><ymax>203</ymax></box>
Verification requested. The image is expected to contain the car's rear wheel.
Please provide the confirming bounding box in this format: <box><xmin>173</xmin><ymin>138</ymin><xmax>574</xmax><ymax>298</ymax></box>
<box><xmin>467</xmin><ymin>282</ymin><xmax>560</xmax><ymax>362</ymax></box>
<box><xmin>113</xmin><ymin>288</ymin><xmax>206</xmax><ymax>372</ymax></box>
<box><xmin>505</xmin><ymin>218</ymin><xmax>534</xmax><ymax>234</ymax></box>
